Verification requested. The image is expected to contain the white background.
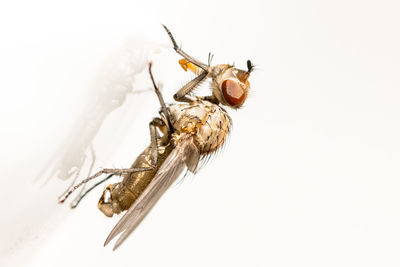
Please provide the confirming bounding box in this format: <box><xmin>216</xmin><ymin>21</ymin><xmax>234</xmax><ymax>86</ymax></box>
<box><xmin>1</xmin><ymin>0</ymin><xmax>400</xmax><ymax>266</ymax></box>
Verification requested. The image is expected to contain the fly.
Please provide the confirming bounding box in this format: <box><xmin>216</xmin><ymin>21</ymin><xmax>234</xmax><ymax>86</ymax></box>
<box><xmin>59</xmin><ymin>26</ymin><xmax>254</xmax><ymax>250</ymax></box>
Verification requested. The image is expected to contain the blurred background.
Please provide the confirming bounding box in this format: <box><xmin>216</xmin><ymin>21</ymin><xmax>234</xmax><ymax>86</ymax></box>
<box><xmin>0</xmin><ymin>0</ymin><xmax>399</xmax><ymax>266</ymax></box>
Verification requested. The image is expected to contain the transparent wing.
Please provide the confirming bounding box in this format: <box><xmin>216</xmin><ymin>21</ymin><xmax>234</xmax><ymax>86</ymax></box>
<box><xmin>104</xmin><ymin>136</ymin><xmax>200</xmax><ymax>250</ymax></box>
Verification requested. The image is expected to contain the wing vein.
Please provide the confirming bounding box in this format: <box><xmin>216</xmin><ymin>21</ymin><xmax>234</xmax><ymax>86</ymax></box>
<box><xmin>104</xmin><ymin>135</ymin><xmax>199</xmax><ymax>250</ymax></box>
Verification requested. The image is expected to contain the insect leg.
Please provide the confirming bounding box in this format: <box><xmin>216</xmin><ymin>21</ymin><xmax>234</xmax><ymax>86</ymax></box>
<box><xmin>162</xmin><ymin>25</ymin><xmax>208</xmax><ymax>71</ymax></box>
<box><xmin>58</xmin><ymin>118</ymin><xmax>161</xmax><ymax>204</ymax></box>
<box><xmin>70</xmin><ymin>174</ymin><xmax>114</xmax><ymax>208</ymax></box>
<box><xmin>162</xmin><ymin>25</ymin><xmax>210</xmax><ymax>102</ymax></box>
<box><xmin>70</xmin><ymin>143</ymin><xmax>96</xmax><ymax>208</ymax></box>
<box><xmin>173</xmin><ymin>70</ymin><xmax>208</xmax><ymax>102</ymax></box>
<box><xmin>148</xmin><ymin>62</ymin><xmax>174</xmax><ymax>133</ymax></box>
<box><xmin>57</xmin><ymin>168</ymin><xmax>80</xmax><ymax>202</ymax></box>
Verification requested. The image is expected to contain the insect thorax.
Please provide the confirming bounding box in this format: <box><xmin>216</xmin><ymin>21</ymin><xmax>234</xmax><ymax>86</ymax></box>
<box><xmin>168</xmin><ymin>100</ymin><xmax>231</xmax><ymax>155</ymax></box>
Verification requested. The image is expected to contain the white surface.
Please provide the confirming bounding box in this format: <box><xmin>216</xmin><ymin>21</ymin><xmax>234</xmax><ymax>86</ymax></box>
<box><xmin>1</xmin><ymin>0</ymin><xmax>400</xmax><ymax>266</ymax></box>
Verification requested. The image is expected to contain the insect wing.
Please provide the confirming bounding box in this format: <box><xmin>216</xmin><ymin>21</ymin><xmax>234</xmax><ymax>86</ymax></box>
<box><xmin>104</xmin><ymin>136</ymin><xmax>200</xmax><ymax>250</ymax></box>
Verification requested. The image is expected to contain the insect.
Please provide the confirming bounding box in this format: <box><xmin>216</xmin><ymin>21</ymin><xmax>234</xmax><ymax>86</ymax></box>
<box><xmin>59</xmin><ymin>26</ymin><xmax>254</xmax><ymax>250</ymax></box>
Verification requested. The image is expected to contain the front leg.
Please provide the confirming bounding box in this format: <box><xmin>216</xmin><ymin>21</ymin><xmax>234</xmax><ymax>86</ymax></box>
<box><xmin>148</xmin><ymin>63</ymin><xmax>174</xmax><ymax>133</ymax></box>
<box><xmin>173</xmin><ymin>70</ymin><xmax>208</xmax><ymax>103</ymax></box>
<box><xmin>163</xmin><ymin>25</ymin><xmax>208</xmax><ymax>71</ymax></box>
<box><xmin>163</xmin><ymin>26</ymin><xmax>214</xmax><ymax>103</ymax></box>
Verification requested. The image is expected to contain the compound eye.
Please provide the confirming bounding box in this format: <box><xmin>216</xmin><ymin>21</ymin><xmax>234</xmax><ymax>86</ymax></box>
<box><xmin>221</xmin><ymin>79</ymin><xmax>246</xmax><ymax>107</ymax></box>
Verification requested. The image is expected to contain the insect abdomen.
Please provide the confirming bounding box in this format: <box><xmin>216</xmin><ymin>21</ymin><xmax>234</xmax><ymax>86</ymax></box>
<box><xmin>121</xmin><ymin>141</ymin><xmax>173</xmax><ymax>209</ymax></box>
<box><xmin>98</xmin><ymin>139</ymin><xmax>172</xmax><ymax>216</ymax></box>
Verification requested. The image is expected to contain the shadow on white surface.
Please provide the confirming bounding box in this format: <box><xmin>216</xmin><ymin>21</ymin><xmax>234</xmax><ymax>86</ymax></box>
<box><xmin>0</xmin><ymin>1</ymin><xmax>400</xmax><ymax>267</ymax></box>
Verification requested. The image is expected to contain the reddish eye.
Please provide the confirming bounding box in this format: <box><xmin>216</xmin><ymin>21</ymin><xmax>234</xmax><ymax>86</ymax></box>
<box><xmin>221</xmin><ymin>80</ymin><xmax>246</xmax><ymax>107</ymax></box>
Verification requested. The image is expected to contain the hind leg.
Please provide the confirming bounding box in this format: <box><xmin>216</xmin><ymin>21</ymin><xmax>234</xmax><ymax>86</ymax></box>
<box><xmin>58</xmin><ymin>118</ymin><xmax>163</xmax><ymax>204</ymax></box>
